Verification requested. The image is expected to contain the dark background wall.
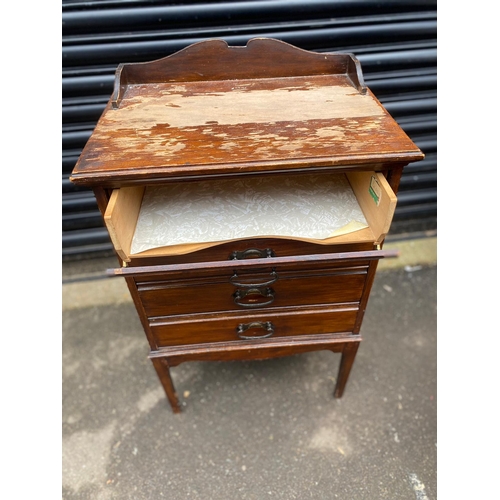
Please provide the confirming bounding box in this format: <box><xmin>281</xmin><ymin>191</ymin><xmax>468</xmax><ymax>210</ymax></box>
<box><xmin>62</xmin><ymin>0</ymin><xmax>437</xmax><ymax>259</ymax></box>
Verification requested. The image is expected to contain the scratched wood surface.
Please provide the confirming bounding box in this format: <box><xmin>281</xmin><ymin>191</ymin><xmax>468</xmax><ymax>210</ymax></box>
<box><xmin>70</xmin><ymin>39</ymin><xmax>423</xmax><ymax>186</ymax></box>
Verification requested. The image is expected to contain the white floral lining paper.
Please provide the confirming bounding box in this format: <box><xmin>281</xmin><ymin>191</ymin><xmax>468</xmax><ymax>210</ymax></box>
<box><xmin>130</xmin><ymin>174</ymin><xmax>368</xmax><ymax>254</ymax></box>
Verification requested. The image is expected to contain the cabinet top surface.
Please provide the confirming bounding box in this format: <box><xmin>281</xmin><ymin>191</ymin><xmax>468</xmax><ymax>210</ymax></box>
<box><xmin>71</xmin><ymin>39</ymin><xmax>423</xmax><ymax>186</ymax></box>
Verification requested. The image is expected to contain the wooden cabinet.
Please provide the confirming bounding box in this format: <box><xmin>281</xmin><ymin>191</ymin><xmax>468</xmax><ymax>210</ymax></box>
<box><xmin>70</xmin><ymin>38</ymin><xmax>424</xmax><ymax>413</ymax></box>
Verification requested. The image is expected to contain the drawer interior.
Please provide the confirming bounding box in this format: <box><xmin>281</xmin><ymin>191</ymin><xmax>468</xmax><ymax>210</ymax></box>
<box><xmin>104</xmin><ymin>171</ymin><xmax>396</xmax><ymax>262</ymax></box>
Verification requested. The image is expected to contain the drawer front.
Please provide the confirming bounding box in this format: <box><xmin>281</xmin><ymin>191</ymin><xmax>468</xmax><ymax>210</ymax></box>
<box><xmin>138</xmin><ymin>268</ymin><xmax>366</xmax><ymax>317</ymax></box>
<box><xmin>128</xmin><ymin>239</ymin><xmax>375</xmax><ymax>267</ymax></box>
<box><xmin>150</xmin><ymin>305</ymin><xmax>358</xmax><ymax>347</ymax></box>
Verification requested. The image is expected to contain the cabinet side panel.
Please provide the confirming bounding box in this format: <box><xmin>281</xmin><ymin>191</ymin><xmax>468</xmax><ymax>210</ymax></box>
<box><xmin>104</xmin><ymin>186</ymin><xmax>145</xmax><ymax>262</ymax></box>
<box><xmin>347</xmin><ymin>171</ymin><xmax>397</xmax><ymax>243</ymax></box>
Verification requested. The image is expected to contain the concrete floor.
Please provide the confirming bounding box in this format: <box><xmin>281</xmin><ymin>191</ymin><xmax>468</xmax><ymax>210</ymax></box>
<box><xmin>62</xmin><ymin>237</ymin><xmax>437</xmax><ymax>500</ymax></box>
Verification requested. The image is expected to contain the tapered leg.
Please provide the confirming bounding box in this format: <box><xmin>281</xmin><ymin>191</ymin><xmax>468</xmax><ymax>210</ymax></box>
<box><xmin>151</xmin><ymin>357</ymin><xmax>182</xmax><ymax>413</ymax></box>
<box><xmin>334</xmin><ymin>342</ymin><xmax>360</xmax><ymax>398</ymax></box>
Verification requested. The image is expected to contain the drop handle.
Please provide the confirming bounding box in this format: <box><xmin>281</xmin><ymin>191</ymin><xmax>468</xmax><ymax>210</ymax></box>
<box><xmin>230</xmin><ymin>270</ymin><xmax>278</xmax><ymax>288</ymax></box>
<box><xmin>236</xmin><ymin>321</ymin><xmax>275</xmax><ymax>340</ymax></box>
<box><xmin>229</xmin><ymin>248</ymin><xmax>275</xmax><ymax>260</ymax></box>
<box><xmin>233</xmin><ymin>287</ymin><xmax>275</xmax><ymax>308</ymax></box>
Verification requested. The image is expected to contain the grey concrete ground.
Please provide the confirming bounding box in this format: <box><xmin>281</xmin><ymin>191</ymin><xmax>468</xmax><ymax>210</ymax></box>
<box><xmin>62</xmin><ymin>237</ymin><xmax>437</xmax><ymax>500</ymax></box>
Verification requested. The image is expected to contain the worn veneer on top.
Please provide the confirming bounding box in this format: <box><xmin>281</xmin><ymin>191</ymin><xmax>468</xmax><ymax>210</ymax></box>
<box><xmin>70</xmin><ymin>39</ymin><xmax>423</xmax><ymax>186</ymax></box>
<box><xmin>73</xmin><ymin>77</ymin><xmax>418</xmax><ymax>179</ymax></box>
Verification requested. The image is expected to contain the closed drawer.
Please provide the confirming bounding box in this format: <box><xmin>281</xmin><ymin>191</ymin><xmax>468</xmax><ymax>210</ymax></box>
<box><xmin>150</xmin><ymin>304</ymin><xmax>358</xmax><ymax>347</ymax></box>
<box><xmin>138</xmin><ymin>267</ymin><xmax>366</xmax><ymax>317</ymax></box>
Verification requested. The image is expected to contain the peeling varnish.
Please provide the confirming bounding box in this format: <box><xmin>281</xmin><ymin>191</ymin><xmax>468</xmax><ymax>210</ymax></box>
<box><xmin>90</xmin><ymin>115</ymin><xmax>386</xmax><ymax>162</ymax></box>
<box><xmin>104</xmin><ymin>84</ymin><xmax>384</xmax><ymax>131</ymax></box>
<box><xmin>85</xmin><ymin>74</ymin><xmax>393</xmax><ymax>164</ymax></box>
<box><xmin>315</xmin><ymin>127</ymin><xmax>346</xmax><ymax>140</ymax></box>
<box><xmin>165</xmin><ymin>142</ymin><xmax>186</xmax><ymax>153</ymax></box>
<box><xmin>72</xmin><ymin>74</ymin><xmax>423</xmax><ymax>174</ymax></box>
<box><xmin>219</xmin><ymin>141</ymin><xmax>238</xmax><ymax>150</ymax></box>
<box><xmin>105</xmin><ymin>133</ymin><xmax>187</xmax><ymax>158</ymax></box>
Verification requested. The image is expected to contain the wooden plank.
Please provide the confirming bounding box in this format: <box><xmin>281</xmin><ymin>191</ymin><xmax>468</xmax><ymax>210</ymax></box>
<box><xmin>111</xmin><ymin>38</ymin><xmax>364</xmax><ymax>106</ymax></box>
<box><xmin>109</xmin><ymin>249</ymin><xmax>399</xmax><ymax>278</ymax></box>
<box><xmin>70</xmin><ymin>39</ymin><xmax>424</xmax><ymax>186</ymax></box>
<box><xmin>75</xmin><ymin>77</ymin><xmax>412</xmax><ymax>177</ymax></box>
<box><xmin>346</xmin><ymin>171</ymin><xmax>397</xmax><ymax>243</ymax></box>
<box><xmin>103</xmin><ymin>186</ymin><xmax>144</xmax><ymax>261</ymax></box>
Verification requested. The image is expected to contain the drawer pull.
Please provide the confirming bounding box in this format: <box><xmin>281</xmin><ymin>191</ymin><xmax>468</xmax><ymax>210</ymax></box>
<box><xmin>229</xmin><ymin>248</ymin><xmax>275</xmax><ymax>260</ymax></box>
<box><xmin>236</xmin><ymin>321</ymin><xmax>275</xmax><ymax>340</ymax></box>
<box><xmin>230</xmin><ymin>270</ymin><xmax>278</xmax><ymax>288</ymax></box>
<box><xmin>233</xmin><ymin>287</ymin><xmax>275</xmax><ymax>308</ymax></box>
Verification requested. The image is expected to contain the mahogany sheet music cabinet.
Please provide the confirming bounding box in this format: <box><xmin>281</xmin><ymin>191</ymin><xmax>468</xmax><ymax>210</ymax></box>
<box><xmin>70</xmin><ymin>38</ymin><xmax>424</xmax><ymax>413</ymax></box>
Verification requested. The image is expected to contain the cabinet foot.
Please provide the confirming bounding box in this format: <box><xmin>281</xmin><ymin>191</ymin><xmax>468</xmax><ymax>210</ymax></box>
<box><xmin>150</xmin><ymin>358</ymin><xmax>182</xmax><ymax>413</ymax></box>
<box><xmin>334</xmin><ymin>342</ymin><xmax>360</xmax><ymax>398</ymax></box>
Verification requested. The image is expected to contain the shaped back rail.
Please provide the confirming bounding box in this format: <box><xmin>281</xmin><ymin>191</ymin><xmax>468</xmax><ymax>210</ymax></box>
<box><xmin>111</xmin><ymin>37</ymin><xmax>366</xmax><ymax>109</ymax></box>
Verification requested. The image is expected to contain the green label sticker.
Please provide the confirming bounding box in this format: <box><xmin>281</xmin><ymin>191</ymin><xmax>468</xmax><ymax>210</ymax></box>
<box><xmin>369</xmin><ymin>175</ymin><xmax>381</xmax><ymax>206</ymax></box>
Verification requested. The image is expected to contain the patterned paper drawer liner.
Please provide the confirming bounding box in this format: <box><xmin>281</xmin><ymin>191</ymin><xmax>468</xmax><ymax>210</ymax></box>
<box><xmin>131</xmin><ymin>173</ymin><xmax>368</xmax><ymax>254</ymax></box>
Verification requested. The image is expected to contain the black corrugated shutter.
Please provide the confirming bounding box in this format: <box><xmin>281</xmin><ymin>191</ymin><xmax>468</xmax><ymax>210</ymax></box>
<box><xmin>62</xmin><ymin>0</ymin><xmax>437</xmax><ymax>258</ymax></box>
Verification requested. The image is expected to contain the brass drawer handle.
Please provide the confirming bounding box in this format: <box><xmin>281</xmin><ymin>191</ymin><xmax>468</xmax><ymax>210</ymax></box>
<box><xmin>230</xmin><ymin>270</ymin><xmax>278</xmax><ymax>288</ymax></box>
<box><xmin>229</xmin><ymin>248</ymin><xmax>275</xmax><ymax>260</ymax></box>
<box><xmin>233</xmin><ymin>287</ymin><xmax>275</xmax><ymax>308</ymax></box>
<box><xmin>236</xmin><ymin>321</ymin><xmax>275</xmax><ymax>340</ymax></box>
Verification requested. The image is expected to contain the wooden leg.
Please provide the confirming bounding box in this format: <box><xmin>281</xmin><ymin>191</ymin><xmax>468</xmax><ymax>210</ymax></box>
<box><xmin>150</xmin><ymin>357</ymin><xmax>182</xmax><ymax>413</ymax></box>
<box><xmin>334</xmin><ymin>342</ymin><xmax>360</xmax><ymax>398</ymax></box>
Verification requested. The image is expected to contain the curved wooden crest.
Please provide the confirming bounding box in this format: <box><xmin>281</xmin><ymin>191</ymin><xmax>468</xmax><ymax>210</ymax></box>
<box><xmin>112</xmin><ymin>38</ymin><xmax>366</xmax><ymax>108</ymax></box>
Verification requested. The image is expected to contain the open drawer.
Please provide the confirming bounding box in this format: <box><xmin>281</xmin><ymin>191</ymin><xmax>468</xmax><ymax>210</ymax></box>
<box><xmin>104</xmin><ymin>170</ymin><xmax>397</xmax><ymax>263</ymax></box>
